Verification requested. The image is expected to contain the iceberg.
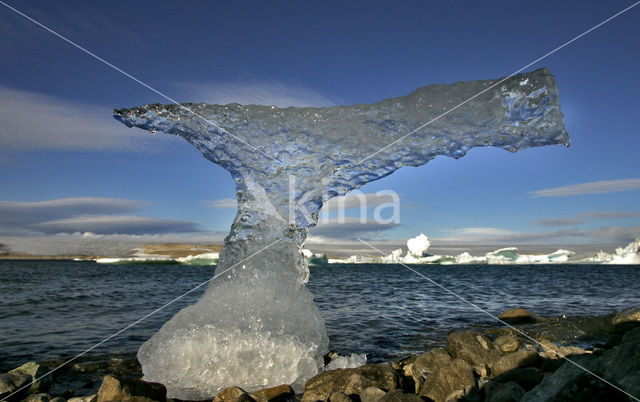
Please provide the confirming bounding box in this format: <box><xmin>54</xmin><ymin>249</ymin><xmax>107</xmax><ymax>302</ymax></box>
<box><xmin>114</xmin><ymin>67</ymin><xmax>568</xmax><ymax>399</ymax></box>
<box><xmin>584</xmin><ymin>238</ymin><xmax>640</xmax><ymax>264</ymax></box>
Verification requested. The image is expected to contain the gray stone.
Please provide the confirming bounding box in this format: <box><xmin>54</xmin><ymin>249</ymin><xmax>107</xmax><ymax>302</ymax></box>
<box><xmin>0</xmin><ymin>371</ymin><xmax>31</xmax><ymax>401</ymax></box>
<box><xmin>9</xmin><ymin>361</ymin><xmax>52</xmax><ymax>393</ymax></box>
<box><xmin>360</xmin><ymin>387</ymin><xmax>386</xmax><ymax>402</ymax></box>
<box><xmin>251</xmin><ymin>384</ymin><xmax>294</xmax><ymax>402</ymax></box>
<box><xmin>446</xmin><ymin>330</ymin><xmax>501</xmax><ymax>371</ymax></box>
<box><xmin>612</xmin><ymin>306</ymin><xmax>640</xmax><ymax>327</ymax></box>
<box><xmin>498</xmin><ymin>308</ymin><xmax>545</xmax><ymax>324</ymax></box>
<box><xmin>419</xmin><ymin>358</ymin><xmax>475</xmax><ymax>402</ymax></box>
<box><xmin>483</xmin><ymin>381</ymin><xmax>525</xmax><ymax>402</ymax></box>
<box><xmin>67</xmin><ymin>396</ymin><xmax>96</xmax><ymax>402</ymax></box>
<box><xmin>493</xmin><ymin>336</ymin><xmax>520</xmax><ymax>354</ymax></box>
<box><xmin>490</xmin><ymin>350</ymin><xmax>541</xmax><ymax>377</ymax></box>
<box><xmin>378</xmin><ymin>389</ymin><xmax>423</xmax><ymax>402</ymax></box>
<box><xmin>96</xmin><ymin>374</ymin><xmax>167</xmax><ymax>402</ymax></box>
<box><xmin>622</xmin><ymin>326</ymin><xmax>640</xmax><ymax>343</ymax></box>
<box><xmin>50</xmin><ymin>398</ymin><xmax>66</xmax><ymax>402</ymax></box>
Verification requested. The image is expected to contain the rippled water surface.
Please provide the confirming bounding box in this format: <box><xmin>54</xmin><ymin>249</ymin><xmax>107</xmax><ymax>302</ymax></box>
<box><xmin>1</xmin><ymin>261</ymin><xmax>638</xmax><ymax>371</ymax></box>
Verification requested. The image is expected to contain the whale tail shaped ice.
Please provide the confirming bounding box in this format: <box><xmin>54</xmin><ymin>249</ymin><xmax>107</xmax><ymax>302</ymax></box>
<box><xmin>114</xmin><ymin>67</ymin><xmax>569</xmax><ymax>399</ymax></box>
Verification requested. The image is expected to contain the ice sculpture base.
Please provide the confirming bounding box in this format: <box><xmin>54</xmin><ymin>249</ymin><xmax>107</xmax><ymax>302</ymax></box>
<box><xmin>137</xmin><ymin>219</ymin><xmax>328</xmax><ymax>400</ymax></box>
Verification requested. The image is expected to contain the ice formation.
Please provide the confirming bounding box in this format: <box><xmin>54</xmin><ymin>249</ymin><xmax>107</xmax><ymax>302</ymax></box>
<box><xmin>406</xmin><ymin>233</ymin><xmax>431</xmax><ymax>257</ymax></box>
<box><xmin>584</xmin><ymin>237</ymin><xmax>640</xmax><ymax>264</ymax></box>
<box><xmin>114</xmin><ymin>68</ymin><xmax>569</xmax><ymax>399</ymax></box>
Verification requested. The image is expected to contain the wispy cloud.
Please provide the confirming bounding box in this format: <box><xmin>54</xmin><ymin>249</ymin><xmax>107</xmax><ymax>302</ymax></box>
<box><xmin>0</xmin><ymin>197</ymin><xmax>201</xmax><ymax>237</ymax></box>
<box><xmin>436</xmin><ymin>225</ymin><xmax>640</xmax><ymax>245</ymax></box>
<box><xmin>202</xmin><ymin>198</ymin><xmax>236</xmax><ymax>209</ymax></box>
<box><xmin>321</xmin><ymin>192</ymin><xmax>398</xmax><ymax>212</ymax></box>
<box><xmin>176</xmin><ymin>80</ymin><xmax>340</xmax><ymax>108</ymax></box>
<box><xmin>30</xmin><ymin>215</ymin><xmax>200</xmax><ymax>235</ymax></box>
<box><xmin>307</xmin><ymin>217</ymin><xmax>401</xmax><ymax>243</ymax></box>
<box><xmin>534</xmin><ymin>211</ymin><xmax>640</xmax><ymax>227</ymax></box>
<box><xmin>0</xmin><ymin>86</ymin><xmax>178</xmax><ymax>153</ymax></box>
<box><xmin>529</xmin><ymin>178</ymin><xmax>640</xmax><ymax>197</ymax></box>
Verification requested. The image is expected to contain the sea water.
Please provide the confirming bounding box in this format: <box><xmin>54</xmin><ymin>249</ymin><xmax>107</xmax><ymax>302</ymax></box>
<box><xmin>1</xmin><ymin>260</ymin><xmax>638</xmax><ymax>373</ymax></box>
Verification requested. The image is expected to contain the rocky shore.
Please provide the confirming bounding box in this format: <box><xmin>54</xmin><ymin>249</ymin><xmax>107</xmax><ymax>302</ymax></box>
<box><xmin>2</xmin><ymin>307</ymin><xmax>639</xmax><ymax>402</ymax></box>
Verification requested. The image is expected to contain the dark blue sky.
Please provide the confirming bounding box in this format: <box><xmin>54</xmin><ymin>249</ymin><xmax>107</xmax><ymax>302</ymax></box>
<box><xmin>1</xmin><ymin>0</ymin><xmax>639</xmax><ymax>248</ymax></box>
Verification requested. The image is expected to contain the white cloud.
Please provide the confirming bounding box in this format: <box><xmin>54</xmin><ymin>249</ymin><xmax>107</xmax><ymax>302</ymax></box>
<box><xmin>0</xmin><ymin>85</ymin><xmax>178</xmax><ymax>152</ymax></box>
<box><xmin>203</xmin><ymin>198</ymin><xmax>236</xmax><ymax>209</ymax></box>
<box><xmin>529</xmin><ymin>178</ymin><xmax>640</xmax><ymax>197</ymax></box>
<box><xmin>176</xmin><ymin>80</ymin><xmax>339</xmax><ymax>108</ymax></box>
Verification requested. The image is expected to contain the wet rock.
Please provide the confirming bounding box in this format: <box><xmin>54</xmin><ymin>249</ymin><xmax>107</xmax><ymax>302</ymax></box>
<box><xmin>214</xmin><ymin>386</ymin><xmax>255</xmax><ymax>402</ymax></box>
<box><xmin>96</xmin><ymin>374</ymin><xmax>166</xmax><ymax>402</ymax></box>
<box><xmin>446</xmin><ymin>330</ymin><xmax>500</xmax><ymax>372</ymax></box>
<box><xmin>492</xmin><ymin>367</ymin><xmax>544</xmax><ymax>391</ymax></box>
<box><xmin>556</xmin><ymin>345</ymin><xmax>588</xmax><ymax>357</ymax></box>
<box><xmin>378</xmin><ymin>389</ymin><xmax>423</xmax><ymax>402</ymax></box>
<box><xmin>0</xmin><ymin>371</ymin><xmax>31</xmax><ymax>401</ymax></box>
<box><xmin>483</xmin><ymin>381</ymin><xmax>524</xmax><ymax>402</ymax></box>
<box><xmin>419</xmin><ymin>358</ymin><xmax>474</xmax><ymax>402</ymax></box>
<box><xmin>360</xmin><ymin>387</ymin><xmax>386</xmax><ymax>402</ymax></box>
<box><xmin>498</xmin><ymin>308</ymin><xmax>545</xmax><ymax>324</ymax></box>
<box><xmin>67</xmin><ymin>396</ymin><xmax>96</xmax><ymax>402</ymax></box>
<box><xmin>522</xmin><ymin>340</ymin><xmax>640</xmax><ymax>401</ymax></box>
<box><xmin>492</xmin><ymin>336</ymin><xmax>520</xmax><ymax>354</ymax></box>
<box><xmin>490</xmin><ymin>350</ymin><xmax>542</xmax><ymax>377</ymax></box>
<box><xmin>611</xmin><ymin>306</ymin><xmax>640</xmax><ymax>330</ymax></box>
<box><xmin>328</xmin><ymin>391</ymin><xmax>353</xmax><ymax>402</ymax></box>
<box><xmin>550</xmin><ymin>372</ymin><xmax>629</xmax><ymax>401</ymax></box>
<box><xmin>302</xmin><ymin>364</ymin><xmax>398</xmax><ymax>402</ymax></box>
<box><xmin>413</xmin><ymin>348</ymin><xmax>452</xmax><ymax>375</ymax></box>
<box><xmin>252</xmin><ymin>384</ymin><xmax>294</xmax><ymax>402</ymax></box>
<box><xmin>50</xmin><ymin>397</ymin><xmax>66</xmax><ymax>402</ymax></box>
<box><xmin>622</xmin><ymin>326</ymin><xmax>640</xmax><ymax>343</ymax></box>
<box><xmin>23</xmin><ymin>393</ymin><xmax>53</xmax><ymax>402</ymax></box>
<box><xmin>9</xmin><ymin>361</ymin><xmax>52</xmax><ymax>393</ymax></box>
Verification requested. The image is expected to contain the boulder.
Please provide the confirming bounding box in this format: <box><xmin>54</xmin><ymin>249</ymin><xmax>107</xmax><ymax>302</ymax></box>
<box><xmin>483</xmin><ymin>381</ymin><xmax>525</xmax><ymax>402</ymax></box>
<box><xmin>96</xmin><ymin>374</ymin><xmax>166</xmax><ymax>402</ymax></box>
<box><xmin>67</xmin><ymin>396</ymin><xmax>97</xmax><ymax>402</ymax></box>
<box><xmin>611</xmin><ymin>306</ymin><xmax>640</xmax><ymax>329</ymax></box>
<box><xmin>522</xmin><ymin>340</ymin><xmax>640</xmax><ymax>401</ymax></box>
<box><xmin>328</xmin><ymin>391</ymin><xmax>353</xmax><ymax>402</ymax></box>
<box><xmin>413</xmin><ymin>348</ymin><xmax>452</xmax><ymax>375</ymax></box>
<box><xmin>622</xmin><ymin>326</ymin><xmax>640</xmax><ymax>343</ymax></box>
<box><xmin>498</xmin><ymin>308</ymin><xmax>545</xmax><ymax>324</ymax></box>
<box><xmin>446</xmin><ymin>330</ymin><xmax>500</xmax><ymax>371</ymax></box>
<box><xmin>252</xmin><ymin>384</ymin><xmax>294</xmax><ymax>402</ymax></box>
<box><xmin>492</xmin><ymin>336</ymin><xmax>520</xmax><ymax>354</ymax></box>
<box><xmin>303</xmin><ymin>364</ymin><xmax>399</xmax><ymax>402</ymax></box>
<box><xmin>0</xmin><ymin>371</ymin><xmax>31</xmax><ymax>401</ymax></box>
<box><xmin>9</xmin><ymin>361</ymin><xmax>52</xmax><ymax>393</ymax></box>
<box><xmin>419</xmin><ymin>358</ymin><xmax>475</xmax><ymax>402</ymax></box>
<box><xmin>360</xmin><ymin>387</ymin><xmax>386</xmax><ymax>402</ymax></box>
<box><xmin>22</xmin><ymin>393</ymin><xmax>53</xmax><ymax>402</ymax></box>
<box><xmin>490</xmin><ymin>350</ymin><xmax>541</xmax><ymax>377</ymax></box>
<box><xmin>492</xmin><ymin>367</ymin><xmax>544</xmax><ymax>392</ymax></box>
<box><xmin>214</xmin><ymin>386</ymin><xmax>255</xmax><ymax>402</ymax></box>
<box><xmin>377</xmin><ymin>389</ymin><xmax>423</xmax><ymax>402</ymax></box>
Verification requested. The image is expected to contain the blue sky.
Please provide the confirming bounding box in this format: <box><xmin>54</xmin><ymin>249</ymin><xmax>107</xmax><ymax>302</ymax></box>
<box><xmin>1</xmin><ymin>0</ymin><xmax>639</xmax><ymax>252</ymax></box>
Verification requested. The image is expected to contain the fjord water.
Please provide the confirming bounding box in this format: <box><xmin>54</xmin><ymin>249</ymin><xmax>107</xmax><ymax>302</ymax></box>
<box><xmin>1</xmin><ymin>260</ymin><xmax>638</xmax><ymax>372</ymax></box>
